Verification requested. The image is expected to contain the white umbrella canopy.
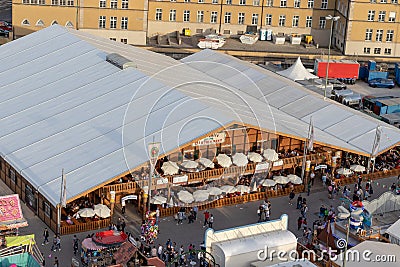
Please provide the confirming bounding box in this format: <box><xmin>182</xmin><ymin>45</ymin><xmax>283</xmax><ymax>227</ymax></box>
<box><xmin>216</xmin><ymin>154</ymin><xmax>232</xmax><ymax>168</ymax></box>
<box><xmin>350</xmin><ymin>165</ymin><xmax>366</xmax><ymax>172</ymax></box>
<box><xmin>162</xmin><ymin>161</ymin><xmax>180</xmax><ymax>175</ymax></box>
<box><xmin>232</xmin><ymin>153</ymin><xmax>249</xmax><ymax>167</ymax></box>
<box><xmin>207</xmin><ymin>187</ymin><xmax>223</xmax><ymax>195</ymax></box>
<box><xmin>198</xmin><ymin>158</ymin><xmax>215</xmax><ymax>169</ymax></box>
<box><xmin>180</xmin><ymin>160</ymin><xmax>198</xmax><ymax>169</ymax></box>
<box><xmin>78</xmin><ymin>208</ymin><xmax>96</xmax><ymax>218</ymax></box>
<box><xmin>262</xmin><ymin>179</ymin><xmax>277</xmax><ymax>187</ymax></box>
<box><xmin>177</xmin><ymin>191</ymin><xmax>194</xmax><ymax>204</ymax></box>
<box><xmin>150</xmin><ymin>195</ymin><xmax>167</xmax><ymax>205</ymax></box>
<box><xmin>273</xmin><ymin>175</ymin><xmax>289</xmax><ymax>184</ymax></box>
<box><xmin>94</xmin><ymin>208</ymin><xmax>111</xmax><ymax>218</ymax></box>
<box><xmin>193</xmin><ymin>190</ymin><xmax>210</xmax><ymax>202</ymax></box>
<box><xmin>337</xmin><ymin>168</ymin><xmax>353</xmax><ymax>176</ymax></box>
<box><xmin>247</xmin><ymin>152</ymin><xmax>263</xmax><ymax>163</ymax></box>
<box><xmin>235</xmin><ymin>185</ymin><xmax>250</xmax><ymax>194</ymax></box>
<box><xmin>220</xmin><ymin>185</ymin><xmax>237</xmax><ymax>193</ymax></box>
<box><xmin>263</xmin><ymin>149</ymin><xmax>279</xmax><ymax>161</ymax></box>
<box><xmin>287</xmin><ymin>174</ymin><xmax>303</xmax><ymax>185</ymax></box>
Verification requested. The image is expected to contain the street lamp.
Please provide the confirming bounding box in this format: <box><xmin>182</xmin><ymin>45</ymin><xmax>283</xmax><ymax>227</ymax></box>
<box><xmin>324</xmin><ymin>15</ymin><xmax>340</xmax><ymax>100</ymax></box>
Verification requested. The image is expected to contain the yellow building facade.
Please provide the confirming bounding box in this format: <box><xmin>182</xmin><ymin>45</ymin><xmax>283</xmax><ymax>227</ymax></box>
<box><xmin>12</xmin><ymin>0</ymin><xmax>400</xmax><ymax>57</ymax></box>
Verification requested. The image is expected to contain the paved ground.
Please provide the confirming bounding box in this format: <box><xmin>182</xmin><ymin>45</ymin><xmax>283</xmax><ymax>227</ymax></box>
<box><xmin>0</xmin><ymin>0</ymin><xmax>11</xmax><ymax>22</ymax></box>
<box><xmin>1</xmin><ymin>173</ymin><xmax>395</xmax><ymax>266</ymax></box>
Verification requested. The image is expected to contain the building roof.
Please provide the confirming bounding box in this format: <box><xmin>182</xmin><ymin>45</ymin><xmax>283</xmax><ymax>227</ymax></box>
<box><xmin>0</xmin><ymin>26</ymin><xmax>399</xmax><ymax>206</ymax></box>
<box><xmin>385</xmin><ymin>218</ymin><xmax>400</xmax><ymax>239</ymax></box>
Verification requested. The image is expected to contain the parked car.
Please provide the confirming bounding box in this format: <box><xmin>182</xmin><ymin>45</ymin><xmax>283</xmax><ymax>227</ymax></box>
<box><xmin>368</xmin><ymin>78</ymin><xmax>395</xmax><ymax>88</ymax></box>
<box><xmin>0</xmin><ymin>21</ymin><xmax>12</xmax><ymax>33</ymax></box>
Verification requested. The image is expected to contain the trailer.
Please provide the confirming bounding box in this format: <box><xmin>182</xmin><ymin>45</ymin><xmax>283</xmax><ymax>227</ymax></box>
<box><xmin>314</xmin><ymin>59</ymin><xmax>359</xmax><ymax>79</ymax></box>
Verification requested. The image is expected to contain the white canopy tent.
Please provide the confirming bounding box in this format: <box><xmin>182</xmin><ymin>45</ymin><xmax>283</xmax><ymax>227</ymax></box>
<box><xmin>385</xmin><ymin>218</ymin><xmax>400</xmax><ymax>245</ymax></box>
<box><xmin>277</xmin><ymin>57</ymin><xmax>318</xmax><ymax>81</ymax></box>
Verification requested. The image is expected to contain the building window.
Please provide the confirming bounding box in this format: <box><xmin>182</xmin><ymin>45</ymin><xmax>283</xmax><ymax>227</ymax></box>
<box><xmin>99</xmin><ymin>16</ymin><xmax>106</xmax><ymax>28</ymax></box>
<box><xmin>23</xmin><ymin>0</ymin><xmax>29</xmax><ymax>3</ymax></box>
<box><xmin>378</xmin><ymin>11</ymin><xmax>386</xmax><ymax>22</ymax></box>
<box><xmin>196</xmin><ymin>29</ymin><xmax>203</xmax><ymax>34</ymax></box>
<box><xmin>319</xmin><ymin>17</ymin><xmax>326</xmax><ymax>29</ymax></box>
<box><xmin>59</xmin><ymin>0</ymin><xmax>65</xmax><ymax>5</ymax></box>
<box><xmin>363</xmin><ymin>47</ymin><xmax>371</xmax><ymax>54</ymax></box>
<box><xmin>110</xmin><ymin>0</ymin><xmax>117</xmax><ymax>8</ymax></box>
<box><xmin>292</xmin><ymin>15</ymin><xmax>299</xmax><ymax>27</ymax></box>
<box><xmin>280</xmin><ymin>0</ymin><xmax>287</xmax><ymax>6</ymax></box>
<box><xmin>376</xmin><ymin>29</ymin><xmax>383</xmax><ymax>41</ymax></box>
<box><xmin>211</xmin><ymin>11</ymin><xmax>218</xmax><ymax>23</ymax></box>
<box><xmin>25</xmin><ymin>184</ymin><xmax>37</xmax><ymax>210</ymax></box>
<box><xmin>51</xmin><ymin>0</ymin><xmax>58</xmax><ymax>4</ymax></box>
<box><xmin>197</xmin><ymin>11</ymin><xmax>204</xmax><ymax>22</ymax></box>
<box><xmin>121</xmin><ymin>38</ymin><xmax>127</xmax><ymax>44</ymax></box>
<box><xmin>239</xmin><ymin>0</ymin><xmax>246</xmax><ymax>4</ymax></box>
<box><xmin>225</xmin><ymin>12</ymin><xmax>232</xmax><ymax>23</ymax></box>
<box><xmin>110</xmin><ymin>16</ymin><xmax>117</xmax><ymax>29</ymax></box>
<box><xmin>121</xmin><ymin>0</ymin><xmax>128</xmax><ymax>8</ymax></box>
<box><xmin>121</xmin><ymin>17</ymin><xmax>128</xmax><ymax>29</ymax></box>
<box><xmin>66</xmin><ymin>0</ymin><xmax>73</xmax><ymax>5</ymax></box>
<box><xmin>43</xmin><ymin>202</ymin><xmax>51</xmax><ymax>218</ymax></box>
<box><xmin>99</xmin><ymin>0</ymin><xmax>105</xmax><ymax>7</ymax></box>
<box><xmin>294</xmin><ymin>0</ymin><xmax>300</xmax><ymax>7</ymax></box>
<box><xmin>36</xmin><ymin>19</ymin><xmax>45</xmax><ymax>26</ymax></box>
<box><xmin>321</xmin><ymin>0</ymin><xmax>327</xmax><ymax>9</ymax></box>
<box><xmin>370</xmin><ymin>0</ymin><xmax>376</xmax><ymax>2</ymax></box>
<box><xmin>155</xmin><ymin>9</ymin><xmax>162</xmax><ymax>21</ymax></box>
<box><xmin>386</xmin><ymin>30</ymin><xmax>394</xmax><ymax>42</ymax></box>
<box><xmin>9</xmin><ymin>169</ymin><xmax>16</xmax><ymax>183</ymax></box>
<box><xmin>367</xmin><ymin>11</ymin><xmax>375</xmax><ymax>21</ymax></box>
<box><xmin>110</xmin><ymin>38</ymin><xmax>116</xmax><ymax>41</ymax></box>
<box><xmin>253</xmin><ymin>0</ymin><xmax>260</xmax><ymax>5</ymax></box>
<box><xmin>65</xmin><ymin>21</ymin><xmax>73</xmax><ymax>28</ymax></box>
<box><xmin>170</xmin><ymin>10</ymin><xmax>176</xmax><ymax>21</ymax></box>
<box><xmin>198</xmin><ymin>0</ymin><xmax>204</xmax><ymax>2</ymax></box>
<box><xmin>380</xmin><ymin>0</ymin><xmax>387</xmax><ymax>2</ymax></box>
<box><xmin>365</xmin><ymin>29</ymin><xmax>372</xmax><ymax>40</ymax></box>
<box><xmin>238</xmin><ymin>13</ymin><xmax>245</xmax><ymax>24</ymax></box>
<box><xmin>22</xmin><ymin>19</ymin><xmax>30</xmax><ymax>26</ymax></box>
<box><xmin>279</xmin><ymin>15</ymin><xmax>286</xmax><ymax>26</ymax></box>
<box><xmin>184</xmin><ymin>0</ymin><xmax>190</xmax><ymax>2</ymax></box>
<box><xmin>226</xmin><ymin>0</ymin><xmax>232</xmax><ymax>4</ymax></box>
<box><xmin>306</xmin><ymin>16</ymin><xmax>312</xmax><ymax>27</ymax></box>
<box><xmin>51</xmin><ymin>20</ymin><xmax>58</xmax><ymax>25</ymax></box>
<box><xmin>307</xmin><ymin>0</ymin><xmax>313</xmax><ymax>8</ymax></box>
<box><xmin>392</xmin><ymin>0</ymin><xmax>398</xmax><ymax>3</ymax></box>
<box><xmin>374</xmin><ymin>48</ymin><xmax>381</xmax><ymax>54</ymax></box>
<box><xmin>265</xmin><ymin>14</ymin><xmax>272</xmax><ymax>25</ymax></box>
<box><xmin>252</xmin><ymin>14</ymin><xmax>259</xmax><ymax>25</ymax></box>
<box><xmin>389</xmin><ymin>12</ymin><xmax>396</xmax><ymax>22</ymax></box>
<box><xmin>184</xmin><ymin>10</ymin><xmax>190</xmax><ymax>22</ymax></box>
<box><xmin>223</xmin><ymin>30</ymin><xmax>231</xmax><ymax>34</ymax></box>
<box><xmin>384</xmin><ymin>48</ymin><xmax>392</xmax><ymax>55</ymax></box>
<box><xmin>212</xmin><ymin>0</ymin><xmax>218</xmax><ymax>3</ymax></box>
<box><xmin>266</xmin><ymin>0</ymin><xmax>273</xmax><ymax>6</ymax></box>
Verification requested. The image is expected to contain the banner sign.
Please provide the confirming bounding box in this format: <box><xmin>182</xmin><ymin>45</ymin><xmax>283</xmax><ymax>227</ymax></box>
<box><xmin>315</xmin><ymin>164</ymin><xmax>327</xmax><ymax>170</ymax></box>
<box><xmin>273</xmin><ymin>160</ymin><xmax>284</xmax><ymax>167</ymax></box>
<box><xmin>156</xmin><ymin>178</ymin><xmax>169</xmax><ymax>185</ymax></box>
<box><xmin>173</xmin><ymin>175</ymin><xmax>188</xmax><ymax>184</ymax></box>
<box><xmin>121</xmin><ymin>195</ymin><xmax>137</xmax><ymax>203</ymax></box>
<box><xmin>306</xmin><ymin>160</ymin><xmax>311</xmax><ymax>172</ymax></box>
<box><xmin>192</xmin><ymin>132</ymin><xmax>226</xmax><ymax>146</ymax></box>
<box><xmin>0</xmin><ymin>194</ymin><xmax>23</xmax><ymax>223</ymax></box>
<box><xmin>148</xmin><ymin>142</ymin><xmax>161</xmax><ymax>167</ymax></box>
<box><xmin>255</xmin><ymin>163</ymin><xmax>270</xmax><ymax>173</ymax></box>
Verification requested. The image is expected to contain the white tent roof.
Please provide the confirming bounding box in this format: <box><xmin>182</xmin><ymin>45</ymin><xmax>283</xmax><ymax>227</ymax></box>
<box><xmin>277</xmin><ymin>57</ymin><xmax>318</xmax><ymax>81</ymax></box>
<box><xmin>385</xmin><ymin>218</ymin><xmax>400</xmax><ymax>239</ymax></box>
<box><xmin>1</xmin><ymin>26</ymin><xmax>399</xmax><ymax>206</ymax></box>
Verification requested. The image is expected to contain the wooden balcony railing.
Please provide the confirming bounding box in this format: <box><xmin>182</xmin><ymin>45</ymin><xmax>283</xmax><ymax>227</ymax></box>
<box><xmin>60</xmin><ymin>218</ymin><xmax>111</xmax><ymax>235</ymax></box>
<box><xmin>334</xmin><ymin>168</ymin><xmax>400</xmax><ymax>186</ymax></box>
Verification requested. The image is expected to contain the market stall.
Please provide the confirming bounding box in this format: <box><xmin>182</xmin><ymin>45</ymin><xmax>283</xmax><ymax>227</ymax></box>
<box><xmin>0</xmin><ymin>194</ymin><xmax>28</xmax><ymax>246</ymax></box>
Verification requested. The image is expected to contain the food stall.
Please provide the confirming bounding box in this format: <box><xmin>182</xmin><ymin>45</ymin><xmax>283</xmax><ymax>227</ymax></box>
<box><xmin>0</xmin><ymin>194</ymin><xmax>28</xmax><ymax>246</ymax></box>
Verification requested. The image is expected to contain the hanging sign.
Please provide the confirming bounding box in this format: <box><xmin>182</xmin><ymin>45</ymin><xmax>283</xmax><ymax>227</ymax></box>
<box><xmin>273</xmin><ymin>160</ymin><xmax>284</xmax><ymax>167</ymax></box>
<box><xmin>173</xmin><ymin>175</ymin><xmax>188</xmax><ymax>184</ymax></box>
<box><xmin>255</xmin><ymin>162</ymin><xmax>270</xmax><ymax>173</ymax></box>
<box><xmin>192</xmin><ymin>132</ymin><xmax>226</xmax><ymax>146</ymax></box>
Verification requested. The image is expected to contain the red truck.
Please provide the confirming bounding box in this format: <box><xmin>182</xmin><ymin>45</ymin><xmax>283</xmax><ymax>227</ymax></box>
<box><xmin>314</xmin><ymin>59</ymin><xmax>359</xmax><ymax>79</ymax></box>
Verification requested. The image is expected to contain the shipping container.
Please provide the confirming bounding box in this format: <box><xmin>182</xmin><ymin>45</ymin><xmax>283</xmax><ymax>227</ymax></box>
<box><xmin>314</xmin><ymin>59</ymin><xmax>359</xmax><ymax>79</ymax></box>
<box><xmin>368</xmin><ymin>60</ymin><xmax>376</xmax><ymax>71</ymax></box>
<box><xmin>376</xmin><ymin>98</ymin><xmax>400</xmax><ymax>115</ymax></box>
<box><xmin>358</xmin><ymin>66</ymin><xmax>369</xmax><ymax>80</ymax></box>
<box><xmin>367</xmin><ymin>71</ymin><xmax>388</xmax><ymax>81</ymax></box>
<box><xmin>395</xmin><ymin>63</ymin><xmax>400</xmax><ymax>85</ymax></box>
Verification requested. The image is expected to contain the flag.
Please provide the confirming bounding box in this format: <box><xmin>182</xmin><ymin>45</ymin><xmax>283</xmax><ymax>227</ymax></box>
<box><xmin>307</xmin><ymin>118</ymin><xmax>314</xmax><ymax>151</ymax></box>
<box><xmin>371</xmin><ymin>125</ymin><xmax>381</xmax><ymax>157</ymax></box>
<box><xmin>61</xmin><ymin>170</ymin><xmax>67</xmax><ymax>208</ymax></box>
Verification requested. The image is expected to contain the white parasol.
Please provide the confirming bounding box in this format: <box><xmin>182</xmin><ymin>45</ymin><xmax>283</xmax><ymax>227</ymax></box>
<box><xmin>235</xmin><ymin>185</ymin><xmax>250</xmax><ymax>194</ymax></box>
<box><xmin>350</xmin><ymin>165</ymin><xmax>366</xmax><ymax>173</ymax></box>
<box><xmin>247</xmin><ymin>152</ymin><xmax>263</xmax><ymax>163</ymax></box>
<box><xmin>198</xmin><ymin>158</ymin><xmax>215</xmax><ymax>169</ymax></box>
<box><xmin>177</xmin><ymin>191</ymin><xmax>194</xmax><ymax>204</ymax></box>
<box><xmin>93</xmin><ymin>204</ymin><xmax>111</xmax><ymax>218</ymax></box>
<box><xmin>273</xmin><ymin>175</ymin><xmax>289</xmax><ymax>184</ymax></box>
<box><xmin>220</xmin><ymin>185</ymin><xmax>237</xmax><ymax>193</ymax></box>
<box><xmin>150</xmin><ymin>195</ymin><xmax>167</xmax><ymax>205</ymax></box>
<box><xmin>162</xmin><ymin>161</ymin><xmax>179</xmax><ymax>175</ymax></box>
<box><xmin>193</xmin><ymin>190</ymin><xmax>210</xmax><ymax>202</ymax></box>
<box><xmin>206</xmin><ymin>187</ymin><xmax>223</xmax><ymax>195</ymax></box>
<box><xmin>180</xmin><ymin>160</ymin><xmax>198</xmax><ymax>169</ymax></box>
<box><xmin>232</xmin><ymin>153</ymin><xmax>249</xmax><ymax>167</ymax></box>
<box><xmin>262</xmin><ymin>179</ymin><xmax>277</xmax><ymax>187</ymax></box>
<box><xmin>336</xmin><ymin>168</ymin><xmax>353</xmax><ymax>176</ymax></box>
<box><xmin>263</xmin><ymin>149</ymin><xmax>279</xmax><ymax>161</ymax></box>
<box><xmin>287</xmin><ymin>174</ymin><xmax>303</xmax><ymax>185</ymax></box>
<box><xmin>78</xmin><ymin>208</ymin><xmax>96</xmax><ymax>218</ymax></box>
<box><xmin>216</xmin><ymin>154</ymin><xmax>232</xmax><ymax>168</ymax></box>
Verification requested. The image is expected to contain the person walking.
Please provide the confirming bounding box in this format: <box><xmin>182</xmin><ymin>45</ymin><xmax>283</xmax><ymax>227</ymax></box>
<box><xmin>155</xmin><ymin>208</ymin><xmax>160</xmax><ymax>225</ymax></box>
<box><xmin>296</xmin><ymin>195</ymin><xmax>303</xmax><ymax>209</ymax></box>
<box><xmin>177</xmin><ymin>211</ymin><xmax>184</xmax><ymax>225</ymax></box>
<box><xmin>257</xmin><ymin>205</ymin><xmax>263</xmax><ymax>222</ymax></box>
<box><xmin>157</xmin><ymin>244</ymin><xmax>163</xmax><ymax>259</ymax></box>
<box><xmin>307</xmin><ymin>182</ymin><xmax>311</xmax><ymax>196</ymax></box>
<box><xmin>289</xmin><ymin>190</ymin><xmax>295</xmax><ymax>205</ymax></box>
<box><xmin>121</xmin><ymin>219</ymin><xmax>126</xmax><ymax>232</ymax></box>
<box><xmin>42</xmin><ymin>228</ymin><xmax>49</xmax><ymax>245</ymax></box>
<box><xmin>51</xmin><ymin>236</ymin><xmax>57</xmax><ymax>251</ymax></box>
<box><xmin>53</xmin><ymin>256</ymin><xmax>59</xmax><ymax>267</ymax></box>
<box><xmin>73</xmin><ymin>235</ymin><xmax>79</xmax><ymax>255</ymax></box>
<box><xmin>121</xmin><ymin>200</ymin><xmax>126</xmax><ymax>215</ymax></box>
<box><xmin>310</xmin><ymin>171</ymin><xmax>315</xmax><ymax>186</ymax></box>
<box><xmin>193</xmin><ymin>205</ymin><xmax>198</xmax><ymax>220</ymax></box>
<box><xmin>208</xmin><ymin>214</ymin><xmax>214</xmax><ymax>228</ymax></box>
<box><xmin>297</xmin><ymin>217</ymin><xmax>303</xmax><ymax>231</ymax></box>
<box><xmin>203</xmin><ymin>210</ymin><xmax>210</xmax><ymax>227</ymax></box>
<box><xmin>55</xmin><ymin>235</ymin><xmax>61</xmax><ymax>251</ymax></box>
